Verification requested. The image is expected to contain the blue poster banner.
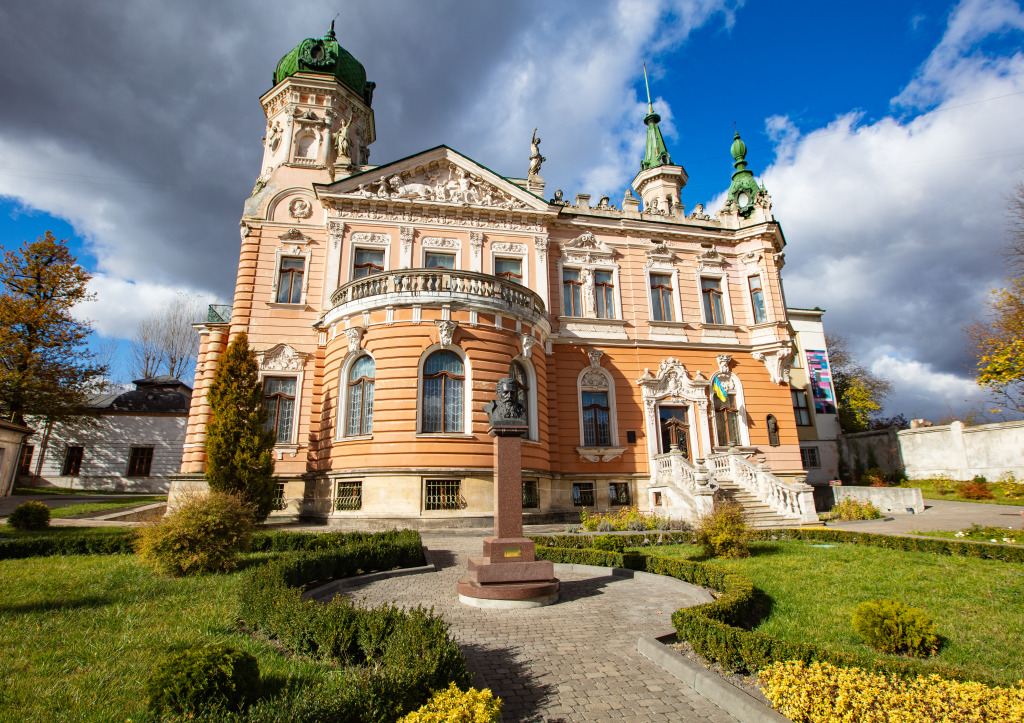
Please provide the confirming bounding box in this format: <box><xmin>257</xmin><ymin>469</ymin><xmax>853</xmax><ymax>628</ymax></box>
<box><xmin>805</xmin><ymin>350</ymin><xmax>837</xmax><ymax>414</ymax></box>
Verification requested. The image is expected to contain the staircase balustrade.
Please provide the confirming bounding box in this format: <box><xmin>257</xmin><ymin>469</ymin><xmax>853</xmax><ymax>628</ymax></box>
<box><xmin>710</xmin><ymin>452</ymin><xmax>817</xmax><ymax>524</ymax></box>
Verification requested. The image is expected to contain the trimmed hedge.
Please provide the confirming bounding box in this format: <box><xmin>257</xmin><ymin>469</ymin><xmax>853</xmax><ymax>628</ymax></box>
<box><xmin>236</xmin><ymin>529</ymin><xmax>467</xmax><ymax>722</ymax></box>
<box><xmin>536</xmin><ymin>538</ymin><xmax>995</xmax><ymax>684</ymax></box>
<box><xmin>750</xmin><ymin>528</ymin><xmax>1024</xmax><ymax>563</ymax></box>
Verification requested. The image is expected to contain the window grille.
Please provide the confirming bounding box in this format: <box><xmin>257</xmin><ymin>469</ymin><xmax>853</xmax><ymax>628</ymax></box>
<box><xmin>425</xmin><ymin>479</ymin><xmax>464</xmax><ymax>510</ymax></box>
<box><xmin>335</xmin><ymin>480</ymin><xmax>363</xmax><ymax>510</ymax></box>
<box><xmin>801</xmin><ymin>447</ymin><xmax>821</xmax><ymax>469</ymax></box>
<box><xmin>346</xmin><ymin>356</ymin><xmax>375</xmax><ymax>436</ymax></box>
<box><xmin>127</xmin><ymin>447</ymin><xmax>154</xmax><ymax>477</ymax></box>
<box><xmin>273</xmin><ymin>482</ymin><xmax>286</xmax><ymax>511</ymax></box>
<box><xmin>650</xmin><ymin>273</ymin><xmax>673</xmax><ymax>321</ymax></box>
<box><xmin>609</xmin><ymin>482</ymin><xmax>630</xmax><ymax>506</ymax></box>
<box><xmin>522</xmin><ymin>479</ymin><xmax>540</xmax><ymax>509</ymax></box>
<box><xmin>572</xmin><ymin>482</ymin><xmax>595</xmax><ymax>507</ymax></box>
<box><xmin>422</xmin><ymin>351</ymin><xmax>464</xmax><ymax>433</ymax></box>
<box><xmin>276</xmin><ymin>257</ymin><xmax>304</xmax><ymax>304</ymax></box>
<box><xmin>263</xmin><ymin>377</ymin><xmax>297</xmax><ymax>444</ymax></box>
<box><xmin>62</xmin><ymin>446</ymin><xmax>84</xmax><ymax>476</ymax></box>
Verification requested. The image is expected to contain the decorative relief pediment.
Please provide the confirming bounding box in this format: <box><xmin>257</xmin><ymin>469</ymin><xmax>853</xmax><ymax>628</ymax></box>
<box><xmin>258</xmin><ymin>344</ymin><xmax>308</xmax><ymax>372</ymax></box>
<box><xmin>351</xmin><ymin>232</ymin><xmax>390</xmax><ymax>246</ymax></box>
<box><xmin>645</xmin><ymin>239</ymin><xmax>676</xmax><ymax>268</ymax></box>
<box><xmin>696</xmin><ymin>244</ymin><xmax>725</xmax><ymax>271</ymax></box>
<box><xmin>337</xmin><ymin>159</ymin><xmax>528</xmax><ymax>210</ymax></box>
<box><xmin>492</xmin><ymin>242</ymin><xmax>527</xmax><ymax>254</ymax></box>
<box><xmin>581</xmin><ymin>370</ymin><xmax>609</xmax><ymax>389</ymax></box>
<box><xmin>278</xmin><ymin>228</ymin><xmax>310</xmax><ymax>244</ymax></box>
<box><xmin>422</xmin><ymin>237</ymin><xmax>461</xmax><ymax>250</ymax></box>
<box><xmin>741</xmin><ymin>251</ymin><xmax>763</xmax><ymax>268</ymax></box>
<box><xmin>561</xmin><ymin>232</ymin><xmax>615</xmax><ymax>265</ymax></box>
<box><xmin>636</xmin><ymin>357</ymin><xmax>710</xmax><ymax>403</ymax></box>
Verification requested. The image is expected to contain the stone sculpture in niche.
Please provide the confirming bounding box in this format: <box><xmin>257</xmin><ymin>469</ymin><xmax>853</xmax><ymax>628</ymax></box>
<box><xmin>333</xmin><ymin>112</ymin><xmax>351</xmax><ymax>160</ymax></box>
<box><xmin>766</xmin><ymin>415</ymin><xmax>780</xmax><ymax>446</ymax></box>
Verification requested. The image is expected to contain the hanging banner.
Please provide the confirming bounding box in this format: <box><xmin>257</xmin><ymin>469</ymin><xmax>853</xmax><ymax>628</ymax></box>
<box><xmin>805</xmin><ymin>350</ymin><xmax>837</xmax><ymax>414</ymax></box>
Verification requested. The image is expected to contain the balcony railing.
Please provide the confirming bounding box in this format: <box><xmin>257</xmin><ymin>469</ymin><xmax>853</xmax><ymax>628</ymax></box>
<box><xmin>329</xmin><ymin>268</ymin><xmax>546</xmax><ymax>317</ymax></box>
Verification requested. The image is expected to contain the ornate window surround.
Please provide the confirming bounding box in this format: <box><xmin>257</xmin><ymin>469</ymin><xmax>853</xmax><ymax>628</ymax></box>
<box><xmin>348</xmin><ymin>232</ymin><xmax>391</xmax><ymax>282</ymax></box>
<box><xmin>270</xmin><ymin>230</ymin><xmax>312</xmax><ymax>308</ymax></box>
<box><xmin>415</xmin><ymin>342</ymin><xmax>473</xmax><ymax>437</ymax></box>
<box><xmin>420</xmin><ymin>236</ymin><xmax>463</xmax><ymax>269</ymax></box>
<box><xmin>709</xmin><ymin>362</ymin><xmax>750</xmax><ymax>448</ymax></box>
<box><xmin>696</xmin><ymin>268</ymin><xmax>734</xmax><ymax>326</ymax></box>
<box><xmin>255</xmin><ymin>344</ymin><xmax>309</xmax><ymax>455</ymax></box>
<box><xmin>575</xmin><ymin>351</ymin><xmax>625</xmax><ymax>462</ymax></box>
<box><xmin>557</xmin><ymin>231</ymin><xmax>622</xmax><ymax>322</ymax></box>
<box><xmin>336</xmin><ymin>350</ymin><xmax>375</xmax><ymax>441</ymax></box>
<box><xmin>644</xmin><ymin>245</ymin><xmax>683</xmax><ymax>325</ymax></box>
<box><xmin>511</xmin><ymin>355</ymin><xmax>539</xmax><ymax>442</ymax></box>
<box><xmin>489</xmin><ymin>241</ymin><xmax>530</xmax><ymax>288</ymax></box>
<box><xmin>636</xmin><ymin>358</ymin><xmax>714</xmax><ymax>465</ymax></box>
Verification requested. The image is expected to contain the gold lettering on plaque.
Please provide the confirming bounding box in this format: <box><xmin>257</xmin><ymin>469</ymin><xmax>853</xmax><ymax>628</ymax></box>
<box><xmin>503</xmin><ymin>547</ymin><xmax>521</xmax><ymax>558</ymax></box>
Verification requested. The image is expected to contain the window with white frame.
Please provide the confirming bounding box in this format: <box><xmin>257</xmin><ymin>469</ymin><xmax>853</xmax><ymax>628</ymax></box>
<box><xmin>714</xmin><ymin>393</ymin><xmax>741</xmax><ymax>446</ymax></box>
<box><xmin>353</xmin><ymin>248</ymin><xmax>384</xmax><ymax>278</ymax></box>
<box><xmin>263</xmin><ymin>377</ymin><xmax>297</xmax><ymax>444</ymax></box>
<box><xmin>650</xmin><ymin>273</ymin><xmax>674</xmax><ymax>322</ymax></box>
<box><xmin>424</xmin><ymin>251</ymin><xmax>456</xmax><ymax>269</ymax></box>
<box><xmin>345</xmin><ymin>355</ymin><xmax>375</xmax><ymax>437</ymax></box>
<box><xmin>562</xmin><ymin>268</ymin><xmax>583</xmax><ymax>316</ymax></box>
<box><xmin>276</xmin><ymin>257</ymin><xmax>305</xmax><ymax>304</ymax></box>
<box><xmin>748</xmin><ymin>275</ymin><xmax>767</xmax><ymax>324</ymax></box>
<box><xmin>422</xmin><ymin>350</ymin><xmax>465</xmax><ymax>433</ymax></box>
<box><xmin>595</xmin><ymin>270</ymin><xmax>616</xmax><ymax>319</ymax></box>
<box><xmin>578</xmin><ymin>364</ymin><xmax>617</xmax><ymax>448</ymax></box>
<box><xmin>701</xmin><ymin>277</ymin><xmax>726</xmax><ymax>324</ymax></box>
<box><xmin>495</xmin><ymin>257</ymin><xmax>523</xmax><ymax>283</ymax></box>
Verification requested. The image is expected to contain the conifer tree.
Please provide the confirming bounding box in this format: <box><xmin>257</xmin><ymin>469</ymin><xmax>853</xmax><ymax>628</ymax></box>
<box><xmin>204</xmin><ymin>331</ymin><xmax>276</xmax><ymax>520</ymax></box>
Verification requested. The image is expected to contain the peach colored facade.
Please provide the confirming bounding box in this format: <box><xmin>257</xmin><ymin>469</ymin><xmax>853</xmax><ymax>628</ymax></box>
<box><xmin>178</xmin><ymin>32</ymin><xmax>817</xmax><ymax>527</ymax></box>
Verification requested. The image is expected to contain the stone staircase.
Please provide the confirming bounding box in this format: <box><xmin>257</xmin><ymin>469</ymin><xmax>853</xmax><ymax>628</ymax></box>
<box><xmin>714</xmin><ymin>481</ymin><xmax>803</xmax><ymax>528</ymax></box>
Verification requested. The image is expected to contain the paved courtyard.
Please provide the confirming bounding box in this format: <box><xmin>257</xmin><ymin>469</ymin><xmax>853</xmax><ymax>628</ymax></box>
<box><xmin>313</xmin><ymin>534</ymin><xmax>739</xmax><ymax>723</ymax></box>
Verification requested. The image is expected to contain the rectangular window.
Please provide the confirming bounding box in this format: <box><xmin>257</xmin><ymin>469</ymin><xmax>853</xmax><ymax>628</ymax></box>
<box><xmin>353</xmin><ymin>248</ymin><xmax>384</xmax><ymax>278</ymax></box>
<box><xmin>581</xmin><ymin>391</ymin><xmax>611</xmax><ymax>446</ymax></box>
<box><xmin>276</xmin><ymin>257</ymin><xmax>304</xmax><ymax>304</ymax></box>
<box><xmin>335</xmin><ymin>480</ymin><xmax>363</xmax><ymax>511</ymax></box>
<box><xmin>127</xmin><ymin>446</ymin><xmax>154</xmax><ymax>477</ymax></box>
<box><xmin>522</xmin><ymin>479</ymin><xmax>539</xmax><ymax>509</ymax></box>
<box><xmin>61</xmin><ymin>446</ymin><xmax>84</xmax><ymax>476</ymax></box>
<box><xmin>562</xmin><ymin>268</ymin><xmax>582</xmax><ymax>316</ymax></box>
<box><xmin>572</xmin><ymin>482</ymin><xmax>595</xmax><ymax>507</ymax></box>
<box><xmin>650</xmin><ymin>273</ymin><xmax>674</xmax><ymax>322</ymax></box>
<box><xmin>595</xmin><ymin>270</ymin><xmax>615</xmax><ymax>319</ymax></box>
<box><xmin>425</xmin><ymin>479</ymin><xmax>462</xmax><ymax>511</ymax></box>
<box><xmin>792</xmin><ymin>389</ymin><xmax>812</xmax><ymax>426</ymax></box>
<box><xmin>801</xmin><ymin>447</ymin><xmax>821</xmax><ymax>469</ymax></box>
<box><xmin>495</xmin><ymin>257</ymin><xmax>523</xmax><ymax>283</ymax></box>
<box><xmin>263</xmin><ymin>377</ymin><xmax>297</xmax><ymax>444</ymax></box>
<box><xmin>609</xmin><ymin>482</ymin><xmax>631</xmax><ymax>506</ymax></box>
<box><xmin>273</xmin><ymin>482</ymin><xmax>286</xmax><ymax>511</ymax></box>
<box><xmin>715</xmin><ymin>394</ymin><xmax>741</xmax><ymax>446</ymax></box>
<box><xmin>748</xmin><ymin>275</ymin><xmax>767</xmax><ymax>324</ymax></box>
<box><xmin>701</xmin><ymin>277</ymin><xmax>725</xmax><ymax>324</ymax></box>
<box><xmin>424</xmin><ymin>251</ymin><xmax>456</xmax><ymax>269</ymax></box>
<box><xmin>18</xmin><ymin>445</ymin><xmax>34</xmax><ymax>476</ymax></box>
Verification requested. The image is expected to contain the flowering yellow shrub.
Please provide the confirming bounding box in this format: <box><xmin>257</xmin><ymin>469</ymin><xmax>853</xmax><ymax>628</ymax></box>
<box><xmin>399</xmin><ymin>683</ymin><xmax>501</xmax><ymax>723</ymax></box>
<box><xmin>759</xmin><ymin>661</ymin><xmax>1024</xmax><ymax>723</ymax></box>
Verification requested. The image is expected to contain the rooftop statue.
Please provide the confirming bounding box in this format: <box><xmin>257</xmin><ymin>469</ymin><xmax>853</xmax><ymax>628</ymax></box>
<box><xmin>529</xmin><ymin>128</ymin><xmax>546</xmax><ymax>177</ymax></box>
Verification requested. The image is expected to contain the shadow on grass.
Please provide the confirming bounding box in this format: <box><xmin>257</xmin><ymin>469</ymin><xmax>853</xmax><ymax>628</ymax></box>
<box><xmin>0</xmin><ymin>595</ymin><xmax>112</xmax><ymax>615</ymax></box>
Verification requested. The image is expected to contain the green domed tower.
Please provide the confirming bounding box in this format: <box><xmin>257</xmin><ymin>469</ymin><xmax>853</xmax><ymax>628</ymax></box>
<box><xmin>726</xmin><ymin>129</ymin><xmax>767</xmax><ymax>218</ymax></box>
<box><xmin>272</xmin><ymin>22</ymin><xmax>375</xmax><ymax>107</ymax></box>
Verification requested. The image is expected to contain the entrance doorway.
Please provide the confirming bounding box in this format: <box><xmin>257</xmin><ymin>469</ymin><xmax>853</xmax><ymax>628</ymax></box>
<box><xmin>659</xmin><ymin>406</ymin><xmax>691</xmax><ymax>459</ymax></box>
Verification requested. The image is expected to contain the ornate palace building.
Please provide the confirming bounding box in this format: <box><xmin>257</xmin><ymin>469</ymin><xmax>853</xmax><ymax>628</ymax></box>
<box><xmin>177</xmin><ymin>25</ymin><xmax>817</xmax><ymax>527</ymax></box>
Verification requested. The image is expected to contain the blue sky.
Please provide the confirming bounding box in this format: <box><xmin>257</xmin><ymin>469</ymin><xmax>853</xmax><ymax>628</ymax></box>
<box><xmin>1</xmin><ymin>0</ymin><xmax>1022</xmax><ymax>420</ymax></box>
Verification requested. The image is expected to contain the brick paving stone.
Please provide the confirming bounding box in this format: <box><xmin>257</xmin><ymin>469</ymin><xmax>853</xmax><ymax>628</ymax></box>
<box><xmin>317</xmin><ymin>534</ymin><xmax>740</xmax><ymax>723</ymax></box>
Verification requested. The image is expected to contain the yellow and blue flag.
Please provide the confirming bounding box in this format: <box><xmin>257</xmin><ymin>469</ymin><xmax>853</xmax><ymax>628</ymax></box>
<box><xmin>712</xmin><ymin>376</ymin><xmax>728</xmax><ymax>402</ymax></box>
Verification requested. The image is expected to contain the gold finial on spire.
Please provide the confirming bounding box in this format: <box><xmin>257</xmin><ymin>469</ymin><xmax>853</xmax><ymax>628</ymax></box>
<box><xmin>643</xmin><ymin>60</ymin><xmax>653</xmax><ymax>113</ymax></box>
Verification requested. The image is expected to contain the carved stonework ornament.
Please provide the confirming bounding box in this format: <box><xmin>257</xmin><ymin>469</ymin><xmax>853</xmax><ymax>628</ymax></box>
<box><xmin>328</xmin><ymin>221</ymin><xmax>345</xmax><ymax>249</ymax></box>
<box><xmin>351</xmin><ymin>232</ymin><xmax>390</xmax><ymax>246</ymax></box>
<box><xmin>288</xmin><ymin>197</ymin><xmax>313</xmax><ymax>219</ymax></box>
<box><xmin>581</xmin><ymin>370</ymin><xmax>608</xmax><ymax>389</ymax></box>
<box><xmin>239</xmin><ymin>221</ymin><xmax>254</xmax><ymax>242</ymax></box>
<box><xmin>325</xmin><ymin>202</ymin><xmax>543</xmax><ymax>232</ymax></box>
<box><xmin>339</xmin><ymin>159</ymin><xmax>528</xmax><ymax>210</ymax></box>
<box><xmin>422</xmin><ymin>237</ymin><xmax>461</xmax><ymax>250</ymax></box>
<box><xmin>716</xmin><ymin>354</ymin><xmax>733</xmax><ymax>376</ymax></box>
<box><xmin>492</xmin><ymin>242</ymin><xmax>526</xmax><ymax>254</ymax></box>
<box><xmin>636</xmin><ymin>357</ymin><xmax>711</xmax><ymax>403</ymax></box>
<box><xmin>561</xmin><ymin>231</ymin><xmax>616</xmax><ymax>266</ymax></box>
<box><xmin>697</xmin><ymin>245</ymin><xmax>725</xmax><ymax>270</ymax></box>
<box><xmin>278</xmin><ymin>228</ymin><xmax>310</xmax><ymax>246</ymax></box>
<box><xmin>258</xmin><ymin>344</ymin><xmax>307</xmax><ymax>372</ymax></box>
<box><xmin>752</xmin><ymin>343</ymin><xmax>794</xmax><ymax>385</ymax></box>
<box><xmin>587</xmin><ymin>349</ymin><xmax>604</xmax><ymax>368</ymax></box>
<box><xmin>435</xmin><ymin>320</ymin><xmax>457</xmax><ymax>348</ymax></box>
<box><xmin>344</xmin><ymin>327</ymin><xmax>364</xmax><ymax>353</ymax></box>
<box><xmin>520</xmin><ymin>335</ymin><xmax>538</xmax><ymax>359</ymax></box>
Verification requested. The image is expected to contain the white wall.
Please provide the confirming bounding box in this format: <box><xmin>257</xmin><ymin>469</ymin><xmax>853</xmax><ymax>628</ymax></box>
<box><xmin>899</xmin><ymin>420</ymin><xmax>1024</xmax><ymax>481</ymax></box>
<box><xmin>25</xmin><ymin>413</ymin><xmax>186</xmax><ymax>493</ymax></box>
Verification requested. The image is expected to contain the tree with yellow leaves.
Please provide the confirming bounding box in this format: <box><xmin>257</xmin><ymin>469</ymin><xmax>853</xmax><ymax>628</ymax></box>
<box><xmin>970</xmin><ymin>277</ymin><xmax>1024</xmax><ymax>414</ymax></box>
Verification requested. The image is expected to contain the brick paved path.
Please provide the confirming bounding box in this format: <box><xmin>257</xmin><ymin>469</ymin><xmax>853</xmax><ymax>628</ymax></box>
<box><xmin>316</xmin><ymin>534</ymin><xmax>739</xmax><ymax>723</ymax></box>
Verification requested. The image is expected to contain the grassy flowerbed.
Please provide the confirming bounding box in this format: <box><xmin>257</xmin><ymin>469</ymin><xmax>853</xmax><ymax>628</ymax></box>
<box><xmin>648</xmin><ymin>539</ymin><xmax>1024</xmax><ymax>685</ymax></box>
<box><xmin>911</xmin><ymin>524</ymin><xmax>1022</xmax><ymax>546</ymax></box>
<box><xmin>912</xmin><ymin>477</ymin><xmax>1024</xmax><ymax>506</ymax></box>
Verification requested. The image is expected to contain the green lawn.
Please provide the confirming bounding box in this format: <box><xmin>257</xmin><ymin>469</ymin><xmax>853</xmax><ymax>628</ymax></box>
<box><xmin>0</xmin><ymin>553</ymin><xmax>332</xmax><ymax>722</ymax></box>
<box><xmin>0</xmin><ymin>526</ymin><xmax>133</xmax><ymax>540</ymax></box>
<box><xmin>910</xmin><ymin>525</ymin><xmax>1022</xmax><ymax>546</ymax></box>
<box><xmin>649</xmin><ymin>540</ymin><xmax>1024</xmax><ymax>685</ymax></box>
<box><xmin>47</xmin><ymin>496</ymin><xmax>166</xmax><ymax>518</ymax></box>
<box><xmin>912</xmin><ymin>478</ymin><xmax>1024</xmax><ymax>506</ymax></box>
<box><xmin>13</xmin><ymin>486</ymin><xmax>154</xmax><ymax>496</ymax></box>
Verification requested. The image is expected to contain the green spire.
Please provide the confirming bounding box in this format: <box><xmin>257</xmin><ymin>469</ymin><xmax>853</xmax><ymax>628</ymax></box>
<box><xmin>726</xmin><ymin>128</ymin><xmax>764</xmax><ymax>216</ymax></box>
<box><xmin>640</xmin><ymin>62</ymin><xmax>672</xmax><ymax>171</ymax></box>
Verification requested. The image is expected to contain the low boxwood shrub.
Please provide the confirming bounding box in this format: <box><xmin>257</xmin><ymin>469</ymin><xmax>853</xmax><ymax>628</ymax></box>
<box><xmin>852</xmin><ymin>599</ymin><xmax>940</xmax><ymax>657</ymax></box>
<box><xmin>528</xmin><ymin>531</ymin><xmax>693</xmax><ymax>549</ymax></box>
<box><xmin>235</xmin><ymin>530</ymin><xmax>466</xmax><ymax>723</ymax></box>
<box><xmin>760</xmin><ymin>660</ymin><xmax>1024</xmax><ymax>723</ymax></box>
<box><xmin>695</xmin><ymin>502</ymin><xmax>749</xmax><ymax>558</ymax></box>
<box><xmin>146</xmin><ymin>644</ymin><xmax>260</xmax><ymax>716</ymax></box>
<box><xmin>136</xmin><ymin>492</ymin><xmax>254</xmax><ymax>576</ymax></box>
<box><xmin>7</xmin><ymin>500</ymin><xmax>51</xmax><ymax>530</ymax></box>
<box><xmin>590</xmin><ymin>534</ymin><xmax>627</xmax><ymax>553</ymax></box>
<box><xmin>398</xmin><ymin>682</ymin><xmax>501</xmax><ymax>722</ymax></box>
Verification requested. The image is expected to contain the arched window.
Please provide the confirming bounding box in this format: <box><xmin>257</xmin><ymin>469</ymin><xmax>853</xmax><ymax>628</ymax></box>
<box><xmin>346</xmin><ymin>355</ymin><xmax>375</xmax><ymax>436</ymax></box>
<box><xmin>510</xmin><ymin>360</ymin><xmax>529</xmax><ymax>421</ymax></box>
<box><xmin>422</xmin><ymin>350</ymin><xmax>464</xmax><ymax>433</ymax></box>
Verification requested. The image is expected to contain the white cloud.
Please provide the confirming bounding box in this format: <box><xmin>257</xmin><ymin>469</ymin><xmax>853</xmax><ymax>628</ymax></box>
<box><xmin>762</xmin><ymin>0</ymin><xmax>1024</xmax><ymax>419</ymax></box>
<box><xmin>870</xmin><ymin>354</ymin><xmax>983</xmax><ymax>417</ymax></box>
<box><xmin>74</xmin><ymin>274</ymin><xmax>219</xmax><ymax>338</ymax></box>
